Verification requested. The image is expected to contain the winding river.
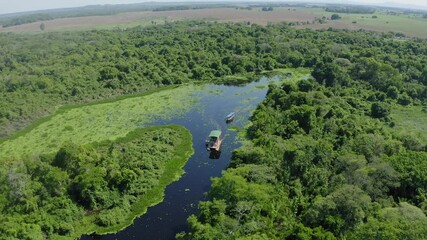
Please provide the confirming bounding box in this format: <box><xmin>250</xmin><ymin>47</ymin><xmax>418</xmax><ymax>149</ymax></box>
<box><xmin>82</xmin><ymin>76</ymin><xmax>278</xmax><ymax>239</ymax></box>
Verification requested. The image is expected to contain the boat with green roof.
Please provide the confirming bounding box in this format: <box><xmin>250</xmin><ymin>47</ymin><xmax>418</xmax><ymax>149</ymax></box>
<box><xmin>205</xmin><ymin>130</ymin><xmax>222</xmax><ymax>151</ymax></box>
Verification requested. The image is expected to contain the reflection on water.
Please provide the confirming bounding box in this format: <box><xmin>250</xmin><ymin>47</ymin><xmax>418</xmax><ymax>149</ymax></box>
<box><xmin>209</xmin><ymin>150</ymin><xmax>221</xmax><ymax>159</ymax></box>
<box><xmin>82</xmin><ymin>77</ymin><xmax>277</xmax><ymax>240</ymax></box>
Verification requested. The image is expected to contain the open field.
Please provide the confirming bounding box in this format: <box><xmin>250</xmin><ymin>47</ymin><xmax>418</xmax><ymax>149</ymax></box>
<box><xmin>0</xmin><ymin>11</ymin><xmax>160</xmax><ymax>32</ymax></box>
<box><xmin>391</xmin><ymin>105</ymin><xmax>427</xmax><ymax>143</ymax></box>
<box><xmin>0</xmin><ymin>7</ymin><xmax>324</xmax><ymax>32</ymax></box>
<box><xmin>2</xmin><ymin>6</ymin><xmax>426</xmax><ymax>38</ymax></box>
<box><xmin>299</xmin><ymin>8</ymin><xmax>427</xmax><ymax>38</ymax></box>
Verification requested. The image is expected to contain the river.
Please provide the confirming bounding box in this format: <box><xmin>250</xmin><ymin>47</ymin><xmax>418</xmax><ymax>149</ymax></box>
<box><xmin>82</xmin><ymin>77</ymin><xmax>276</xmax><ymax>240</ymax></box>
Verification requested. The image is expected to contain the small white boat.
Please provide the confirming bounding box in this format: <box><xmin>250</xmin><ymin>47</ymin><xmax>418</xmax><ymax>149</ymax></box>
<box><xmin>225</xmin><ymin>112</ymin><xmax>235</xmax><ymax>123</ymax></box>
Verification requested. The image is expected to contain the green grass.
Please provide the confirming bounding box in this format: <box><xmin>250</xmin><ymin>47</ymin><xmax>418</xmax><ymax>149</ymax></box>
<box><xmin>228</xmin><ymin>126</ymin><xmax>241</xmax><ymax>132</ymax></box>
<box><xmin>391</xmin><ymin>105</ymin><xmax>427</xmax><ymax>143</ymax></box>
<box><xmin>294</xmin><ymin>7</ymin><xmax>427</xmax><ymax>38</ymax></box>
<box><xmin>269</xmin><ymin>67</ymin><xmax>313</xmax><ymax>82</ymax></box>
<box><xmin>0</xmin><ymin>84</ymin><xmax>198</xmax><ymax>159</ymax></box>
<box><xmin>0</xmin><ymin>68</ymin><xmax>310</xmax><ymax>160</ymax></box>
<box><xmin>15</xmin><ymin>7</ymin><xmax>427</xmax><ymax>39</ymax></box>
<box><xmin>342</xmin><ymin>12</ymin><xmax>427</xmax><ymax>38</ymax></box>
<box><xmin>72</xmin><ymin>125</ymin><xmax>194</xmax><ymax>237</ymax></box>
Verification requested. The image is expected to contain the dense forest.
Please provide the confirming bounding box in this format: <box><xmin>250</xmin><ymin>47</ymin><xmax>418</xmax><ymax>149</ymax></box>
<box><xmin>0</xmin><ymin>125</ymin><xmax>192</xmax><ymax>239</ymax></box>
<box><xmin>175</xmin><ymin>24</ymin><xmax>427</xmax><ymax>239</ymax></box>
<box><xmin>0</xmin><ymin>20</ymin><xmax>427</xmax><ymax>239</ymax></box>
<box><xmin>180</xmin><ymin>80</ymin><xmax>427</xmax><ymax>239</ymax></box>
<box><xmin>1</xmin><ymin>21</ymin><xmax>426</xmax><ymax>138</ymax></box>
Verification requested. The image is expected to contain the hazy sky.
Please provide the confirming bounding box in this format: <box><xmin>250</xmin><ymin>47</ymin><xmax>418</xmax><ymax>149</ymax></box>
<box><xmin>0</xmin><ymin>0</ymin><xmax>426</xmax><ymax>15</ymax></box>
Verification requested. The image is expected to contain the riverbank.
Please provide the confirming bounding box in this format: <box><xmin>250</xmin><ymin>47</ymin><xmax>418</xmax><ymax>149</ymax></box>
<box><xmin>0</xmin><ymin>125</ymin><xmax>194</xmax><ymax>239</ymax></box>
<box><xmin>74</xmin><ymin>125</ymin><xmax>194</xmax><ymax>238</ymax></box>
<box><xmin>0</xmin><ymin>68</ymin><xmax>311</xmax><ymax>160</ymax></box>
<box><xmin>80</xmin><ymin>74</ymin><xmax>282</xmax><ymax>240</ymax></box>
<box><xmin>0</xmin><ymin>69</ymin><xmax>312</xmax><ymax>239</ymax></box>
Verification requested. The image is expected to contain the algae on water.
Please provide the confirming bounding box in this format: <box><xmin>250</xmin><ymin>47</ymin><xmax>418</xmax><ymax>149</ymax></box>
<box><xmin>0</xmin><ymin>85</ymin><xmax>197</xmax><ymax>158</ymax></box>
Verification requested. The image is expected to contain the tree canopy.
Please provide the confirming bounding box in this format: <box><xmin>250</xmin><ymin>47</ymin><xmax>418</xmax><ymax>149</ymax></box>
<box><xmin>178</xmin><ymin>21</ymin><xmax>427</xmax><ymax>239</ymax></box>
<box><xmin>0</xmin><ymin>126</ymin><xmax>193</xmax><ymax>239</ymax></box>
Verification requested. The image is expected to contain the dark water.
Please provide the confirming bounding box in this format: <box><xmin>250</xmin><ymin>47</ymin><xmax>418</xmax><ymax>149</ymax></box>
<box><xmin>82</xmin><ymin>77</ymin><xmax>275</xmax><ymax>240</ymax></box>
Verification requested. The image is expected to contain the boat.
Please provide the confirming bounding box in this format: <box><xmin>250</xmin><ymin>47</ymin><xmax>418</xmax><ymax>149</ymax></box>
<box><xmin>225</xmin><ymin>112</ymin><xmax>235</xmax><ymax>123</ymax></box>
<box><xmin>205</xmin><ymin>130</ymin><xmax>222</xmax><ymax>151</ymax></box>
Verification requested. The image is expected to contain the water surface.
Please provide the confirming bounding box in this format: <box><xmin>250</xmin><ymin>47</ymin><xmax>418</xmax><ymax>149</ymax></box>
<box><xmin>83</xmin><ymin>77</ymin><xmax>275</xmax><ymax>239</ymax></box>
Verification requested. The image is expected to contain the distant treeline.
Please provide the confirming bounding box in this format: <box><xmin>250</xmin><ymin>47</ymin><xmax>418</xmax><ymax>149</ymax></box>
<box><xmin>152</xmin><ymin>4</ymin><xmax>231</xmax><ymax>12</ymax></box>
<box><xmin>0</xmin><ymin>3</ymin><xmax>232</xmax><ymax>27</ymax></box>
<box><xmin>152</xmin><ymin>6</ymin><xmax>201</xmax><ymax>12</ymax></box>
<box><xmin>250</xmin><ymin>3</ymin><xmax>306</xmax><ymax>8</ymax></box>
<box><xmin>0</xmin><ymin>13</ymin><xmax>53</xmax><ymax>27</ymax></box>
<box><xmin>325</xmin><ymin>6</ymin><xmax>376</xmax><ymax>14</ymax></box>
<box><xmin>0</xmin><ymin>4</ymin><xmax>151</xmax><ymax>27</ymax></box>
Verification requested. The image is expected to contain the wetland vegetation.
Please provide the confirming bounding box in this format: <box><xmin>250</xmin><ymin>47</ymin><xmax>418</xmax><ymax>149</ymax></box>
<box><xmin>0</xmin><ymin>5</ymin><xmax>426</xmax><ymax>239</ymax></box>
<box><xmin>0</xmin><ymin>85</ymin><xmax>197</xmax><ymax>158</ymax></box>
<box><xmin>0</xmin><ymin>126</ymin><xmax>193</xmax><ymax>239</ymax></box>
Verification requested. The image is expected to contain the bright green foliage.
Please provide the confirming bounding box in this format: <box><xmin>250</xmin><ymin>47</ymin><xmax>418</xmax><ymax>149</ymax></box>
<box><xmin>304</xmin><ymin>185</ymin><xmax>372</xmax><ymax>235</ymax></box>
<box><xmin>0</xmin><ymin>126</ymin><xmax>193</xmax><ymax>239</ymax></box>
<box><xmin>1</xmin><ymin>21</ymin><xmax>426</xmax><ymax>140</ymax></box>
<box><xmin>1</xmin><ymin>20</ymin><xmax>426</xmax><ymax>239</ymax></box>
<box><xmin>371</xmin><ymin>102</ymin><xmax>390</xmax><ymax>120</ymax></box>
<box><xmin>0</xmin><ymin>85</ymin><xmax>196</xmax><ymax>158</ymax></box>
<box><xmin>385</xmin><ymin>151</ymin><xmax>427</xmax><ymax>207</ymax></box>
<box><xmin>391</xmin><ymin>105</ymin><xmax>427</xmax><ymax>143</ymax></box>
<box><xmin>181</xmin><ymin>22</ymin><xmax>427</xmax><ymax>239</ymax></box>
<box><xmin>180</xmin><ymin>166</ymin><xmax>295</xmax><ymax>240</ymax></box>
<box><xmin>349</xmin><ymin>202</ymin><xmax>427</xmax><ymax>240</ymax></box>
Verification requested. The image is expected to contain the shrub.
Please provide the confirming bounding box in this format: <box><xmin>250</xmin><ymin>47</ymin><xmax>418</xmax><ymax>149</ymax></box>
<box><xmin>331</xmin><ymin>14</ymin><xmax>342</xmax><ymax>20</ymax></box>
<box><xmin>397</xmin><ymin>93</ymin><xmax>412</xmax><ymax>106</ymax></box>
<box><xmin>371</xmin><ymin>102</ymin><xmax>390</xmax><ymax>120</ymax></box>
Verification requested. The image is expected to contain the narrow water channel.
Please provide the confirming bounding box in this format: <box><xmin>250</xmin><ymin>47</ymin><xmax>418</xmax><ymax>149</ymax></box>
<box><xmin>82</xmin><ymin>77</ymin><xmax>276</xmax><ymax>239</ymax></box>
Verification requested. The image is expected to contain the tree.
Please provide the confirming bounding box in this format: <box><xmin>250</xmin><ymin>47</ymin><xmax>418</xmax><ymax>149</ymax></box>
<box><xmin>385</xmin><ymin>151</ymin><xmax>427</xmax><ymax>200</ymax></box>
<box><xmin>303</xmin><ymin>185</ymin><xmax>372</xmax><ymax>234</ymax></box>
<box><xmin>40</xmin><ymin>23</ymin><xmax>45</xmax><ymax>31</ymax></box>
<box><xmin>371</xmin><ymin>102</ymin><xmax>390</xmax><ymax>120</ymax></box>
<box><xmin>397</xmin><ymin>93</ymin><xmax>412</xmax><ymax>106</ymax></box>
<box><xmin>261</xmin><ymin>7</ymin><xmax>273</xmax><ymax>12</ymax></box>
<box><xmin>349</xmin><ymin>203</ymin><xmax>427</xmax><ymax>240</ymax></box>
<box><xmin>352</xmin><ymin>58</ymin><xmax>402</xmax><ymax>91</ymax></box>
<box><xmin>386</xmin><ymin>86</ymin><xmax>399</xmax><ymax>99</ymax></box>
<box><xmin>312</xmin><ymin>62</ymin><xmax>350</xmax><ymax>87</ymax></box>
<box><xmin>331</xmin><ymin>14</ymin><xmax>341</xmax><ymax>20</ymax></box>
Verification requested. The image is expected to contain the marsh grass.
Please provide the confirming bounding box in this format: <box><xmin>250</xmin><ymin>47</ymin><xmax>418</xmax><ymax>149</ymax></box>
<box><xmin>0</xmin><ymin>85</ymin><xmax>197</xmax><ymax>159</ymax></box>
<box><xmin>391</xmin><ymin>105</ymin><xmax>427</xmax><ymax>143</ymax></box>
<box><xmin>0</xmin><ymin>68</ymin><xmax>310</xmax><ymax>159</ymax></box>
